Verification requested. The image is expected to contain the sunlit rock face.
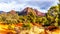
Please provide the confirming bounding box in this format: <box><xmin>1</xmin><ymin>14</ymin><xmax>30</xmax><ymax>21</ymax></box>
<box><xmin>35</xmin><ymin>9</ymin><xmax>45</xmax><ymax>16</ymax></box>
<box><xmin>15</xmin><ymin>26</ymin><xmax>60</xmax><ymax>34</ymax></box>
<box><xmin>19</xmin><ymin>7</ymin><xmax>36</xmax><ymax>15</ymax></box>
<box><xmin>9</xmin><ymin>10</ymin><xmax>16</xmax><ymax>15</ymax></box>
<box><xmin>19</xmin><ymin>26</ymin><xmax>45</xmax><ymax>34</ymax></box>
<box><xmin>0</xmin><ymin>25</ymin><xmax>60</xmax><ymax>34</ymax></box>
<box><xmin>18</xmin><ymin>7</ymin><xmax>46</xmax><ymax>16</ymax></box>
<box><xmin>46</xmin><ymin>29</ymin><xmax>60</xmax><ymax>34</ymax></box>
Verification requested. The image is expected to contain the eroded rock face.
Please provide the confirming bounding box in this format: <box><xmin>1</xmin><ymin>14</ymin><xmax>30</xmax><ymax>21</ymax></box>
<box><xmin>19</xmin><ymin>7</ymin><xmax>45</xmax><ymax>16</ymax></box>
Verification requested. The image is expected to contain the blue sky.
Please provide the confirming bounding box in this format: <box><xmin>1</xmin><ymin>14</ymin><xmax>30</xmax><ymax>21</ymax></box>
<box><xmin>0</xmin><ymin>0</ymin><xmax>59</xmax><ymax>13</ymax></box>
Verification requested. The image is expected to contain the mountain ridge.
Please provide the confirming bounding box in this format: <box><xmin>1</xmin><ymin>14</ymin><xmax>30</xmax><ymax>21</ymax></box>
<box><xmin>18</xmin><ymin>7</ymin><xmax>46</xmax><ymax>16</ymax></box>
<box><xmin>0</xmin><ymin>7</ymin><xmax>46</xmax><ymax>16</ymax></box>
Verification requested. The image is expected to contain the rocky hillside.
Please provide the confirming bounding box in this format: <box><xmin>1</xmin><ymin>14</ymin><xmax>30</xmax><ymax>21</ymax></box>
<box><xmin>18</xmin><ymin>7</ymin><xmax>45</xmax><ymax>16</ymax></box>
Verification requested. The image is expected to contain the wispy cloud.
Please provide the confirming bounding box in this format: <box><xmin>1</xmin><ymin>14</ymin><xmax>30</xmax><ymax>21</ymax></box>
<box><xmin>0</xmin><ymin>0</ymin><xmax>59</xmax><ymax>13</ymax></box>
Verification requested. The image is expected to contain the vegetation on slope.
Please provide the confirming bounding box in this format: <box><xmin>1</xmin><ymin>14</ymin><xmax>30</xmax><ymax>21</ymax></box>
<box><xmin>0</xmin><ymin>4</ymin><xmax>59</xmax><ymax>34</ymax></box>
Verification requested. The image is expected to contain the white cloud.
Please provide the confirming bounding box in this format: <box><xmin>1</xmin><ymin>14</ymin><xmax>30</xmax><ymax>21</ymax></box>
<box><xmin>0</xmin><ymin>0</ymin><xmax>59</xmax><ymax>13</ymax></box>
<box><xmin>0</xmin><ymin>1</ymin><xmax>26</xmax><ymax>12</ymax></box>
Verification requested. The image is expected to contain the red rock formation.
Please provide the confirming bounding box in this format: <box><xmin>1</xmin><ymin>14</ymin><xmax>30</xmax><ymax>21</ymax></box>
<box><xmin>34</xmin><ymin>9</ymin><xmax>45</xmax><ymax>16</ymax></box>
<box><xmin>9</xmin><ymin>10</ymin><xmax>16</xmax><ymax>15</ymax></box>
<box><xmin>20</xmin><ymin>7</ymin><xmax>45</xmax><ymax>16</ymax></box>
